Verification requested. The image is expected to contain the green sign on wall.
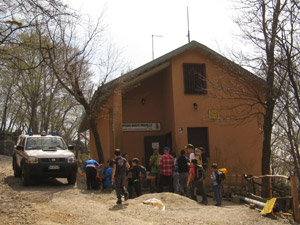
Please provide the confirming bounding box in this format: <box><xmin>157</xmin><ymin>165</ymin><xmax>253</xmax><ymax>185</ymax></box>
<box><xmin>122</xmin><ymin>123</ymin><xmax>161</xmax><ymax>132</ymax></box>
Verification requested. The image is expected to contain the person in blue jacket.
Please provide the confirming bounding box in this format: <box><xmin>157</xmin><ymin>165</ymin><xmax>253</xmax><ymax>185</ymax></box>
<box><xmin>104</xmin><ymin>160</ymin><xmax>114</xmax><ymax>188</ymax></box>
<box><xmin>83</xmin><ymin>158</ymin><xmax>99</xmax><ymax>190</ymax></box>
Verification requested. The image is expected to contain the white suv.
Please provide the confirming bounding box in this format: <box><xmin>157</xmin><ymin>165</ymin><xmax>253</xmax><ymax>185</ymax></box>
<box><xmin>12</xmin><ymin>132</ymin><xmax>78</xmax><ymax>186</ymax></box>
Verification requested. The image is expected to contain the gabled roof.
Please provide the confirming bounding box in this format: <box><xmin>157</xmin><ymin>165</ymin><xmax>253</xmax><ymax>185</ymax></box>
<box><xmin>79</xmin><ymin>40</ymin><xmax>266</xmax><ymax>132</ymax></box>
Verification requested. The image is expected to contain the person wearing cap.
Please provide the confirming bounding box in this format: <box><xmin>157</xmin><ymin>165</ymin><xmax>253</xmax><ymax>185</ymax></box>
<box><xmin>158</xmin><ymin>147</ymin><xmax>174</xmax><ymax>192</ymax></box>
<box><xmin>211</xmin><ymin>163</ymin><xmax>222</xmax><ymax>206</ymax></box>
<box><xmin>185</xmin><ymin>144</ymin><xmax>195</xmax><ymax>162</ymax></box>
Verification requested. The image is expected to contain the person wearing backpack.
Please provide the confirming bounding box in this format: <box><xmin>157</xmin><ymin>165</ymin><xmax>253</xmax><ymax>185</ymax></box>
<box><xmin>211</xmin><ymin>163</ymin><xmax>222</xmax><ymax>206</ymax></box>
<box><xmin>187</xmin><ymin>159</ymin><xmax>208</xmax><ymax>204</ymax></box>
<box><xmin>185</xmin><ymin>144</ymin><xmax>195</xmax><ymax>162</ymax></box>
<box><xmin>112</xmin><ymin>149</ymin><xmax>130</xmax><ymax>204</ymax></box>
<box><xmin>128</xmin><ymin>158</ymin><xmax>143</xmax><ymax>199</ymax></box>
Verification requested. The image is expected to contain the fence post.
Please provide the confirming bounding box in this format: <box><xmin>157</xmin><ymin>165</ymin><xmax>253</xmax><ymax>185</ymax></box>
<box><xmin>290</xmin><ymin>175</ymin><xmax>300</xmax><ymax>223</ymax></box>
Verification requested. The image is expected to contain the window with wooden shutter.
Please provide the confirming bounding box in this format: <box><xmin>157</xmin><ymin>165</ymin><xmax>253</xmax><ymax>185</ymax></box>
<box><xmin>183</xmin><ymin>63</ymin><xmax>207</xmax><ymax>94</ymax></box>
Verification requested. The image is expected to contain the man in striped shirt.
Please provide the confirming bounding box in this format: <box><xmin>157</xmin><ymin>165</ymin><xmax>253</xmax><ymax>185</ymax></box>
<box><xmin>158</xmin><ymin>147</ymin><xmax>174</xmax><ymax>192</ymax></box>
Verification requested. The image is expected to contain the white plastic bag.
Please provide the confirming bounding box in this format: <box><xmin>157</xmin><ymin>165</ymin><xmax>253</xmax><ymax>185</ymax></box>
<box><xmin>143</xmin><ymin>198</ymin><xmax>165</xmax><ymax>211</ymax></box>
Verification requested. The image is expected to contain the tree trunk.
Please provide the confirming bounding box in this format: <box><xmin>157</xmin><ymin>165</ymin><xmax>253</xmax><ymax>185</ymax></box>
<box><xmin>261</xmin><ymin>71</ymin><xmax>276</xmax><ymax>198</ymax></box>
<box><xmin>29</xmin><ymin>101</ymin><xmax>39</xmax><ymax>134</ymax></box>
<box><xmin>89</xmin><ymin>118</ymin><xmax>104</xmax><ymax>163</ymax></box>
<box><xmin>261</xmin><ymin>116</ymin><xmax>272</xmax><ymax>197</ymax></box>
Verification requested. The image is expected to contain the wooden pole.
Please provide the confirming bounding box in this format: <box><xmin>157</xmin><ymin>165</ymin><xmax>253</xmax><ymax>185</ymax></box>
<box><xmin>290</xmin><ymin>175</ymin><xmax>300</xmax><ymax>223</ymax></box>
<box><xmin>269</xmin><ymin>176</ymin><xmax>272</xmax><ymax>198</ymax></box>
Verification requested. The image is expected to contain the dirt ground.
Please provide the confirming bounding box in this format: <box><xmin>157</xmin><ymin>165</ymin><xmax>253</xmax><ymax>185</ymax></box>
<box><xmin>0</xmin><ymin>154</ymin><xmax>294</xmax><ymax>225</ymax></box>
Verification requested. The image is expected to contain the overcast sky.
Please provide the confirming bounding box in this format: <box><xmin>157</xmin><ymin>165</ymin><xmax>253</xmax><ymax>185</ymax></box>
<box><xmin>67</xmin><ymin>0</ymin><xmax>239</xmax><ymax>70</ymax></box>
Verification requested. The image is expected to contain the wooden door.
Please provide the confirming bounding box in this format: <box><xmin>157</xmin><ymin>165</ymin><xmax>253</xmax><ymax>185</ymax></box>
<box><xmin>144</xmin><ymin>133</ymin><xmax>172</xmax><ymax>170</ymax></box>
<box><xmin>187</xmin><ymin>127</ymin><xmax>209</xmax><ymax>156</ymax></box>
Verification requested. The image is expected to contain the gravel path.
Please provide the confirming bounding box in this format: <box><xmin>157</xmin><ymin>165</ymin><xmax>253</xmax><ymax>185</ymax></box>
<box><xmin>0</xmin><ymin>154</ymin><xmax>292</xmax><ymax>225</ymax></box>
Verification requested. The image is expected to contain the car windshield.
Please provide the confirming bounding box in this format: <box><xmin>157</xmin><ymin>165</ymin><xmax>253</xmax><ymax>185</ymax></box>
<box><xmin>25</xmin><ymin>137</ymin><xmax>66</xmax><ymax>150</ymax></box>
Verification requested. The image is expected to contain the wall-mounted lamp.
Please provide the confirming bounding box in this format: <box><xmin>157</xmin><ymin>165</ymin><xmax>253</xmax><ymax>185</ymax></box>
<box><xmin>179</xmin><ymin>127</ymin><xmax>183</xmax><ymax>134</ymax></box>
<box><xmin>193</xmin><ymin>102</ymin><xmax>198</xmax><ymax>110</ymax></box>
<box><xmin>141</xmin><ymin>98</ymin><xmax>146</xmax><ymax>105</ymax></box>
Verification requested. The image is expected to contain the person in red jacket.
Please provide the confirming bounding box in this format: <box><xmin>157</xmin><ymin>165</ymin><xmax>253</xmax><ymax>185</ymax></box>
<box><xmin>158</xmin><ymin>147</ymin><xmax>174</xmax><ymax>192</ymax></box>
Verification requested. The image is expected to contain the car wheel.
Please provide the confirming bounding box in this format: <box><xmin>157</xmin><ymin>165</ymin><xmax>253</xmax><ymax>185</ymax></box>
<box><xmin>21</xmin><ymin>164</ymin><xmax>30</xmax><ymax>186</ymax></box>
<box><xmin>13</xmin><ymin>157</ymin><xmax>22</xmax><ymax>177</ymax></box>
<box><xmin>67</xmin><ymin>173</ymin><xmax>77</xmax><ymax>185</ymax></box>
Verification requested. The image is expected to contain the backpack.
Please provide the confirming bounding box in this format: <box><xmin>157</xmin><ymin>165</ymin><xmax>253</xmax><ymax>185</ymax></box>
<box><xmin>216</xmin><ymin>170</ymin><xmax>226</xmax><ymax>184</ymax></box>
<box><xmin>194</xmin><ymin>165</ymin><xmax>204</xmax><ymax>181</ymax></box>
<box><xmin>138</xmin><ymin>165</ymin><xmax>147</xmax><ymax>181</ymax></box>
<box><xmin>98</xmin><ymin>164</ymin><xmax>106</xmax><ymax>180</ymax></box>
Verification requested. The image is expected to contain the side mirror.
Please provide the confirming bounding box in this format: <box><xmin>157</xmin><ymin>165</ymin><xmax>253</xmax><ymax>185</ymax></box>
<box><xmin>16</xmin><ymin>145</ymin><xmax>24</xmax><ymax>151</ymax></box>
<box><xmin>68</xmin><ymin>145</ymin><xmax>74</xmax><ymax>150</ymax></box>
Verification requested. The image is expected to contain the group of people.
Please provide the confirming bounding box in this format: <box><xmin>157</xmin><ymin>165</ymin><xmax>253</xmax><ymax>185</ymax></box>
<box><xmin>82</xmin><ymin>158</ymin><xmax>114</xmax><ymax>190</ymax></box>
<box><xmin>83</xmin><ymin>144</ymin><xmax>224</xmax><ymax>206</ymax></box>
<box><xmin>83</xmin><ymin>149</ymin><xmax>146</xmax><ymax>205</ymax></box>
<box><xmin>149</xmin><ymin>144</ymin><xmax>223</xmax><ymax>206</ymax></box>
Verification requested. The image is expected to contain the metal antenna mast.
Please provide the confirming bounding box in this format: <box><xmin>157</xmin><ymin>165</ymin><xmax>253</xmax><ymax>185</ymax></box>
<box><xmin>152</xmin><ymin>34</ymin><xmax>163</xmax><ymax>60</ymax></box>
<box><xmin>187</xmin><ymin>6</ymin><xmax>190</xmax><ymax>43</ymax></box>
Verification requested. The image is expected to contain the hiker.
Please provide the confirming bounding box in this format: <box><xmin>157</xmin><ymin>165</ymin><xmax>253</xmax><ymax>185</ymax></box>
<box><xmin>177</xmin><ymin>149</ymin><xmax>190</xmax><ymax>197</ymax></box>
<box><xmin>158</xmin><ymin>147</ymin><xmax>174</xmax><ymax>192</ymax></box>
<box><xmin>83</xmin><ymin>158</ymin><xmax>99</xmax><ymax>190</ymax></box>
<box><xmin>187</xmin><ymin>159</ymin><xmax>208</xmax><ymax>204</ymax></box>
<box><xmin>104</xmin><ymin>160</ymin><xmax>114</xmax><ymax>189</ymax></box>
<box><xmin>149</xmin><ymin>148</ymin><xmax>161</xmax><ymax>192</ymax></box>
<box><xmin>211</xmin><ymin>163</ymin><xmax>222</xmax><ymax>206</ymax></box>
<box><xmin>128</xmin><ymin>158</ymin><xmax>142</xmax><ymax>199</ymax></box>
<box><xmin>185</xmin><ymin>144</ymin><xmax>195</xmax><ymax>162</ymax></box>
<box><xmin>112</xmin><ymin>149</ymin><xmax>130</xmax><ymax>204</ymax></box>
<box><xmin>172</xmin><ymin>152</ymin><xmax>180</xmax><ymax>194</ymax></box>
<box><xmin>122</xmin><ymin>153</ymin><xmax>132</xmax><ymax>167</ymax></box>
<box><xmin>199</xmin><ymin>147</ymin><xmax>208</xmax><ymax>170</ymax></box>
<box><xmin>122</xmin><ymin>153</ymin><xmax>131</xmax><ymax>188</ymax></box>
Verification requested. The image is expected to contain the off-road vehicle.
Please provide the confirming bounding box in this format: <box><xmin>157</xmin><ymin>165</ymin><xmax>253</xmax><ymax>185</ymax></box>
<box><xmin>12</xmin><ymin>131</ymin><xmax>78</xmax><ymax>186</ymax></box>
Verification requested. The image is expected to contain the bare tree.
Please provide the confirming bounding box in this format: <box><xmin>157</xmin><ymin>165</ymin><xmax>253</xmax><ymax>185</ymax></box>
<box><xmin>232</xmin><ymin>0</ymin><xmax>288</xmax><ymax>197</ymax></box>
<box><xmin>36</xmin><ymin>5</ymin><xmax>125</xmax><ymax>162</ymax></box>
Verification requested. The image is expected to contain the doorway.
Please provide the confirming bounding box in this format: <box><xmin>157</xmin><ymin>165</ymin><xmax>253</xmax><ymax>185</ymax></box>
<box><xmin>144</xmin><ymin>132</ymin><xmax>172</xmax><ymax>170</ymax></box>
<box><xmin>187</xmin><ymin>127</ymin><xmax>209</xmax><ymax>156</ymax></box>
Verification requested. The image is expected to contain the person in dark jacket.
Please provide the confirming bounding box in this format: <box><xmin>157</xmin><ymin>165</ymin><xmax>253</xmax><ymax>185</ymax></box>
<box><xmin>177</xmin><ymin>149</ymin><xmax>190</xmax><ymax>197</ymax></box>
<box><xmin>83</xmin><ymin>158</ymin><xmax>99</xmax><ymax>190</ymax></box>
<box><xmin>128</xmin><ymin>158</ymin><xmax>142</xmax><ymax>199</ymax></box>
<box><xmin>112</xmin><ymin>149</ymin><xmax>130</xmax><ymax>204</ymax></box>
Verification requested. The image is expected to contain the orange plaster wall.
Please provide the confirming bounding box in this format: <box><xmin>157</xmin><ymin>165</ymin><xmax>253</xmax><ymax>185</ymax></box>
<box><xmin>122</xmin><ymin>68</ymin><xmax>174</xmax><ymax>165</ymax></box>
<box><xmin>170</xmin><ymin>50</ymin><xmax>263</xmax><ymax>175</ymax></box>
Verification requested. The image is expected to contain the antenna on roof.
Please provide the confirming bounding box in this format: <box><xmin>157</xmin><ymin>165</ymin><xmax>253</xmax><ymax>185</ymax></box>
<box><xmin>152</xmin><ymin>34</ymin><xmax>163</xmax><ymax>60</ymax></box>
<box><xmin>187</xmin><ymin>6</ymin><xmax>190</xmax><ymax>43</ymax></box>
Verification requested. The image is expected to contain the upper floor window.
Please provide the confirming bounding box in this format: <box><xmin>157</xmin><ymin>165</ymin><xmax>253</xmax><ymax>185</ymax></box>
<box><xmin>183</xmin><ymin>63</ymin><xmax>207</xmax><ymax>94</ymax></box>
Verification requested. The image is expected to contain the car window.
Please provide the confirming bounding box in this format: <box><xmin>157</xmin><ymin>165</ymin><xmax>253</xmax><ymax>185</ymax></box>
<box><xmin>25</xmin><ymin>137</ymin><xmax>66</xmax><ymax>150</ymax></box>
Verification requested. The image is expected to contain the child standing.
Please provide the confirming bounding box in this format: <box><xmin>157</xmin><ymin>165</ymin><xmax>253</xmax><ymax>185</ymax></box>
<box><xmin>187</xmin><ymin>159</ymin><xmax>198</xmax><ymax>202</ymax></box>
<box><xmin>128</xmin><ymin>158</ymin><xmax>142</xmax><ymax>199</ymax></box>
<box><xmin>211</xmin><ymin>163</ymin><xmax>222</xmax><ymax>206</ymax></box>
